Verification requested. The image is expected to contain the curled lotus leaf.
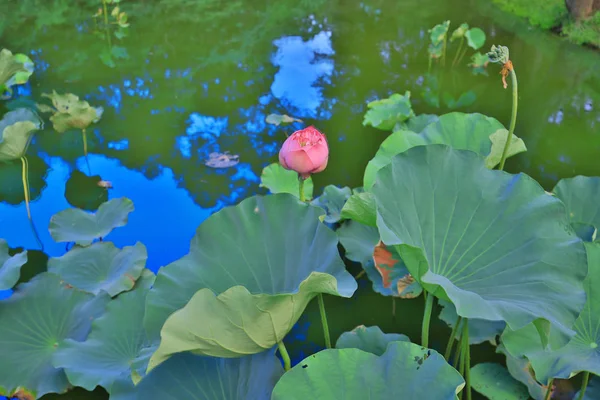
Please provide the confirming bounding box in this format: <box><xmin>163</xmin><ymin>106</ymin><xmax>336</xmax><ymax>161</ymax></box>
<box><xmin>553</xmin><ymin>176</ymin><xmax>600</xmax><ymax>231</ymax></box>
<box><xmin>0</xmin><ymin>239</ymin><xmax>27</xmax><ymax>290</ymax></box>
<box><xmin>144</xmin><ymin>194</ymin><xmax>357</xmax><ymax>366</ymax></box>
<box><xmin>373</xmin><ymin>144</ymin><xmax>587</xmax><ymax>347</ymax></box>
<box><xmin>311</xmin><ymin>185</ymin><xmax>352</xmax><ymax>223</ymax></box>
<box><xmin>40</xmin><ymin>91</ymin><xmax>103</xmax><ymax>133</ymax></box>
<box><xmin>0</xmin><ymin>48</ymin><xmax>34</xmax><ymax>94</ymax></box>
<box><xmin>0</xmin><ymin>108</ymin><xmax>42</xmax><ymax>161</ymax></box>
<box><xmin>363</xmin><ymin>91</ymin><xmax>413</xmax><ymax>131</ymax></box>
<box><xmin>340</xmin><ymin>191</ymin><xmax>377</xmax><ymax>227</ymax></box>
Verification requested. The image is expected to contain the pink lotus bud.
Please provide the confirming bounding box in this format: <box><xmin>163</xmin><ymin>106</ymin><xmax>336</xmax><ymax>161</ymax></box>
<box><xmin>279</xmin><ymin>126</ymin><xmax>329</xmax><ymax>179</ymax></box>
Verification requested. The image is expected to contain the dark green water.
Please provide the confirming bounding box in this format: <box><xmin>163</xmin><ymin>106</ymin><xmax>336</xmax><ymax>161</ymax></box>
<box><xmin>1</xmin><ymin>0</ymin><xmax>599</xmax><ymax>398</ymax></box>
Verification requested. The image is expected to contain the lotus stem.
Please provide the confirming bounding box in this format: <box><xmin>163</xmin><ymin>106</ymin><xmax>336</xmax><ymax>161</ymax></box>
<box><xmin>20</xmin><ymin>157</ymin><xmax>31</xmax><ymax>220</ymax></box>
<box><xmin>456</xmin><ymin>45</ymin><xmax>469</xmax><ymax>66</ymax></box>
<box><xmin>102</xmin><ymin>0</ymin><xmax>112</xmax><ymax>49</ymax></box>
<box><xmin>421</xmin><ymin>292</ymin><xmax>435</xmax><ymax>348</ymax></box>
<box><xmin>462</xmin><ymin>321</ymin><xmax>471</xmax><ymax>400</ymax></box>
<box><xmin>317</xmin><ymin>293</ymin><xmax>332</xmax><ymax>349</ymax></box>
<box><xmin>458</xmin><ymin>335</ymin><xmax>466</xmax><ymax>400</ymax></box>
<box><xmin>298</xmin><ymin>176</ymin><xmax>306</xmax><ymax>202</ymax></box>
<box><xmin>577</xmin><ymin>372</ymin><xmax>590</xmax><ymax>400</ymax></box>
<box><xmin>544</xmin><ymin>378</ymin><xmax>554</xmax><ymax>400</ymax></box>
<box><xmin>82</xmin><ymin>128</ymin><xmax>88</xmax><ymax>156</ymax></box>
<box><xmin>442</xmin><ymin>36</ymin><xmax>448</xmax><ymax>67</ymax></box>
<box><xmin>498</xmin><ymin>67</ymin><xmax>518</xmax><ymax>171</ymax></box>
<box><xmin>354</xmin><ymin>270</ymin><xmax>366</xmax><ymax>279</ymax></box>
<box><xmin>444</xmin><ymin>315</ymin><xmax>463</xmax><ymax>360</ymax></box>
<box><xmin>277</xmin><ymin>341</ymin><xmax>291</xmax><ymax>371</ymax></box>
<box><xmin>452</xmin><ymin>37</ymin><xmax>465</xmax><ymax>67</ymax></box>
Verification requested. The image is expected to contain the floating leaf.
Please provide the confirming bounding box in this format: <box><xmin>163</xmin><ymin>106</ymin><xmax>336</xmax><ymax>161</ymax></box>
<box><xmin>64</xmin><ymin>170</ymin><xmax>108</xmax><ymax>211</ymax></box>
<box><xmin>48</xmin><ymin>242</ymin><xmax>147</xmax><ymax>297</ymax></box>
<box><xmin>439</xmin><ymin>299</ymin><xmax>505</xmax><ymax>345</ymax></box>
<box><xmin>116</xmin><ymin>350</ymin><xmax>283</xmax><ymax>400</ymax></box>
<box><xmin>204</xmin><ymin>151</ymin><xmax>239</xmax><ymax>168</ymax></box>
<box><xmin>0</xmin><ymin>108</ymin><xmax>42</xmax><ymax>161</ymax></box>
<box><xmin>53</xmin><ymin>271</ymin><xmax>155</xmax><ymax>394</ymax></box>
<box><xmin>450</xmin><ymin>23</ymin><xmax>469</xmax><ymax>41</ymax></box>
<box><xmin>340</xmin><ymin>192</ymin><xmax>377</xmax><ymax>227</ymax></box>
<box><xmin>311</xmin><ymin>185</ymin><xmax>352</xmax><ymax>223</ymax></box>
<box><xmin>0</xmin><ymin>273</ymin><xmax>109</xmax><ymax>398</ymax></box>
<box><xmin>553</xmin><ymin>176</ymin><xmax>600</xmax><ymax>230</ymax></box>
<box><xmin>484</xmin><ymin>129</ymin><xmax>527</xmax><ymax>169</ymax></box>
<box><xmin>145</xmin><ymin>194</ymin><xmax>357</xmax><ymax>364</ymax></box>
<box><xmin>49</xmin><ymin>197</ymin><xmax>134</xmax><ymax>246</ymax></box>
<box><xmin>471</xmin><ymin>363</ymin><xmax>530</xmax><ymax>400</ymax></box>
<box><xmin>40</xmin><ymin>91</ymin><xmax>103</xmax><ymax>133</ymax></box>
<box><xmin>0</xmin><ymin>239</ymin><xmax>27</xmax><ymax>290</ymax></box>
<box><xmin>259</xmin><ymin>162</ymin><xmax>314</xmax><ymax>200</ymax></box>
<box><xmin>466</xmin><ymin>28</ymin><xmax>486</xmax><ymax>50</ymax></box>
<box><xmin>363</xmin><ymin>112</ymin><xmax>511</xmax><ymax>190</ymax></box>
<box><xmin>272</xmin><ymin>342</ymin><xmax>464</xmax><ymax>399</ymax></box>
<box><xmin>363</xmin><ymin>92</ymin><xmax>413</xmax><ymax>131</ymax></box>
<box><xmin>265</xmin><ymin>113</ymin><xmax>302</xmax><ymax>126</ymax></box>
<box><xmin>335</xmin><ymin>325</ymin><xmax>409</xmax><ymax>356</ymax></box>
<box><xmin>0</xmin><ymin>48</ymin><xmax>34</xmax><ymax>93</ymax></box>
<box><xmin>373</xmin><ymin>145</ymin><xmax>587</xmax><ymax>346</ymax></box>
<box><xmin>429</xmin><ymin>20</ymin><xmax>451</xmax><ymax>45</ymax></box>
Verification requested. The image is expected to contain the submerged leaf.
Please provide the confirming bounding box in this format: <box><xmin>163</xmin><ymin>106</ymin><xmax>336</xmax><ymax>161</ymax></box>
<box><xmin>272</xmin><ymin>342</ymin><xmax>464</xmax><ymax>399</ymax></box>
<box><xmin>0</xmin><ymin>239</ymin><xmax>27</xmax><ymax>290</ymax></box>
<box><xmin>204</xmin><ymin>151</ymin><xmax>239</xmax><ymax>168</ymax></box>
<box><xmin>0</xmin><ymin>273</ymin><xmax>109</xmax><ymax>398</ymax></box>
<box><xmin>335</xmin><ymin>325</ymin><xmax>409</xmax><ymax>356</ymax></box>
<box><xmin>265</xmin><ymin>113</ymin><xmax>302</xmax><ymax>126</ymax></box>
<box><xmin>260</xmin><ymin>162</ymin><xmax>314</xmax><ymax>200</ymax></box>
<box><xmin>145</xmin><ymin>194</ymin><xmax>356</xmax><ymax>364</ymax></box>
<box><xmin>0</xmin><ymin>108</ymin><xmax>42</xmax><ymax>161</ymax></box>
<box><xmin>311</xmin><ymin>185</ymin><xmax>352</xmax><ymax>223</ymax></box>
<box><xmin>49</xmin><ymin>197</ymin><xmax>134</xmax><ymax>245</ymax></box>
<box><xmin>48</xmin><ymin>241</ymin><xmax>147</xmax><ymax>297</ymax></box>
<box><xmin>471</xmin><ymin>363</ymin><xmax>530</xmax><ymax>400</ymax></box>
<box><xmin>363</xmin><ymin>92</ymin><xmax>413</xmax><ymax>131</ymax></box>
<box><xmin>373</xmin><ymin>145</ymin><xmax>587</xmax><ymax>347</ymax></box>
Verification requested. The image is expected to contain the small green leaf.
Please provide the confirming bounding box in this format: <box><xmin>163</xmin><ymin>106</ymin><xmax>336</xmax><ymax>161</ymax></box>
<box><xmin>311</xmin><ymin>185</ymin><xmax>352</xmax><ymax>223</ymax></box>
<box><xmin>471</xmin><ymin>363</ymin><xmax>530</xmax><ymax>400</ymax></box>
<box><xmin>429</xmin><ymin>20</ymin><xmax>451</xmax><ymax>45</ymax></box>
<box><xmin>0</xmin><ymin>239</ymin><xmax>27</xmax><ymax>290</ymax></box>
<box><xmin>100</xmin><ymin>50</ymin><xmax>116</xmax><ymax>68</ymax></box>
<box><xmin>336</xmin><ymin>325</ymin><xmax>409</xmax><ymax>356</ymax></box>
<box><xmin>485</xmin><ymin>129</ymin><xmax>527</xmax><ymax>169</ymax></box>
<box><xmin>340</xmin><ymin>192</ymin><xmax>377</xmax><ymax>227</ymax></box>
<box><xmin>466</xmin><ymin>27</ymin><xmax>486</xmax><ymax>50</ymax></box>
<box><xmin>111</xmin><ymin>46</ymin><xmax>129</xmax><ymax>60</ymax></box>
<box><xmin>259</xmin><ymin>162</ymin><xmax>314</xmax><ymax>200</ymax></box>
<box><xmin>49</xmin><ymin>197</ymin><xmax>134</xmax><ymax>246</ymax></box>
<box><xmin>265</xmin><ymin>113</ymin><xmax>303</xmax><ymax>126</ymax></box>
<box><xmin>363</xmin><ymin>92</ymin><xmax>413</xmax><ymax>131</ymax></box>
<box><xmin>450</xmin><ymin>23</ymin><xmax>469</xmax><ymax>41</ymax></box>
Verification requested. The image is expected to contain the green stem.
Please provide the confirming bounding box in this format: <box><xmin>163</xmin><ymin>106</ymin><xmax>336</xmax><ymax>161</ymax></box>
<box><xmin>453</xmin><ymin>334</ymin><xmax>463</xmax><ymax>369</ymax></box>
<box><xmin>463</xmin><ymin>321</ymin><xmax>471</xmax><ymax>400</ymax></box>
<box><xmin>577</xmin><ymin>372</ymin><xmax>590</xmax><ymax>400</ymax></box>
<box><xmin>452</xmin><ymin>37</ymin><xmax>464</xmax><ymax>67</ymax></box>
<box><xmin>498</xmin><ymin>67</ymin><xmax>518</xmax><ymax>171</ymax></box>
<box><xmin>456</xmin><ymin>45</ymin><xmax>469</xmax><ymax>66</ymax></box>
<box><xmin>20</xmin><ymin>157</ymin><xmax>31</xmax><ymax>220</ymax></box>
<box><xmin>102</xmin><ymin>0</ymin><xmax>112</xmax><ymax>49</ymax></box>
<box><xmin>318</xmin><ymin>293</ymin><xmax>332</xmax><ymax>349</ymax></box>
<box><xmin>354</xmin><ymin>270</ymin><xmax>366</xmax><ymax>279</ymax></box>
<box><xmin>421</xmin><ymin>292</ymin><xmax>435</xmax><ymax>348</ymax></box>
<box><xmin>442</xmin><ymin>36</ymin><xmax>448</xmax><ymax>67</ymax></box>
<box><xmin>82</xmin><ymin>128</ymin><xmax>88</xmax><ymax>156</ymax></box>
<box><xmin>543</xmin><ymin>378</ymin><xmax>554</xmax><ymax>400</ymax></box>
<box><xmin>277</xmin><ymin>341</ymin><xmax>291</xmax><ymax>371</ymax></box>
<box><xmin>458</xmin><ymin>336</ymin><xmax>466</xmax><ymax>400</ymax></box>
<box><xmin>298</xmin><ymin>176</ymin><xmax>305</xmax><ymax>202</ymax></box>
<box><xmin>444</xmin><ymin>315</ymin><xmax>463</xmax><ymax>360</ymax></box>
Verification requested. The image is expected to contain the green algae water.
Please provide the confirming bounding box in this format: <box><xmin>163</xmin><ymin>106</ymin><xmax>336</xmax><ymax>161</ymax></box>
<box><xmin>1</xmin><ymin>1</ymin><xmax>599</xmax><ymax>398</ymax></box>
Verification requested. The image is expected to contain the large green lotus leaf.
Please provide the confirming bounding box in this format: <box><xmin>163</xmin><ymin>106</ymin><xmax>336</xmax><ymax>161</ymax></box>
<box><xmin>271</xmin><ymin>341</ymin><xmax>464</xmax><ymax>399</ymax></box>
<box><xmin>363</xmin><ymin>112</ymin><xmax>519</xmax><ymax>190</ymax></box>
<box><xmin>0</xmin><ymin>49</ymin><xmax>32</xmax><ymax>92</ymax></box>
<box><xmin>48</xmin><ymin>241</ymin><xmax>147</xmax><ymax>297</ymax></box>
<box><xmin>115</xmin><ymin>350</ymin><xmax>283</xmax><ymax>400</ymax></box>
<box><xmin>394</xmin><ymin>113</ymin><xmax>439</xmax><ymax>133</ymax></box>
<box><xmin>363</xmin><ymin>92</ymin><xmax>413</xmax><ymax>131</ymax></box>
<box><xmin>373</xmin><ymin>144</ymin><xmax>587</xmax><ymax>346</ymax></box>
<box><xmin>340</xmin><ymin>192</ymin><xmax>376</xmax><ymax>227</ymax></box>
<box><xmin>503</xmin><ymin>242</ymin><xmax>600</xmax><ymax>384</ymax></box>
<box><xmin>497</xmin><ymin>344</ymin><xmax>549</xmax><ymax>400</ymax></box>
<box><xmin>0</xmin><ymin>239</ymin><xmax>27</xmax><ymax>290</ymax></box>
<box><xmin>40</xmin><ymin>91</ymin><xmax>103</xmax><ymax>133</ymax></box>
<box><xmin>311</xmin><ymin>185</ymin><xmax>352</xmax><ymax>223</ymax></box>
<box><xmin>553</xmin><ymin>176</ymin><xmax>600</xmax><ymax>230</ymax></box>
<box><xmin>470</xmin><ymin>363</ymin><xmax>530</xmax><ymax>400</ymax></box>
<box><xmin>0</xmin><ymin>108</ymin><xmax>42</xmax><ymax>161</ymax></box>
<box><xmin>259</xmin><ymin>162</ymin><xmax>314</xmax><ymax>200</ymax></box>
<box><xmin>335</xmin><ymin>325</ymin><xmax>409</xmax><ymax>356</ymax></box>
<box><xmin>53</xmin><ymin>271</ymin><xmax>155</xmax><ymax>394</ymax></box>
<box><xmin>438</xmin><ymin>299</ymin><xmax>505</xmax><ymax>345</ymax></box>
<box><xmin>49</xmin><ymin>197</ymin><xmax>134</xmax><ymax>246</ymax></box>
<box><xmin>0</xmin><ymin>272</ymin><xmax>109</xmax><ymax>399</ymax></box>
<box><xmin>144</xmin><ymin>194</ymin><xmax>357</xmax><ymax>354</ymax></box>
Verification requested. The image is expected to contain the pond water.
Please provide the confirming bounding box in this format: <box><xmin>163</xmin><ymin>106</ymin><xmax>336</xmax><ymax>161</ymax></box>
<box><xmin>1</xmin><ymin>0</ymin><xmax>599</xmax><ymax>397</ymax></box>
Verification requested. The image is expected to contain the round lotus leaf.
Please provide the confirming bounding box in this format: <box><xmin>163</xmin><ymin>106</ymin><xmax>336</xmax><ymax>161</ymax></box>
<box><xmin>144</xmin><ymin>194</ymin><xmax>357</xmax><ymax>363</ymax></box>
<box><xmin>553</xmin><ymin>176</ymin><xmax>600</xmax><ymax>230</ymax></box>
<box><xmin>470</xmin><ymin>363</ymin><xmax>529</xmax><ymax>400</ymax></box>
<box><xmin>53</xmin><ymin>271</ymin><xmax>155</xmax><ymax>394</ymax></box>
<box><xmin>259</xmin><ymin>162</ymin><xmax>314</xmax><ymax>200</ymax></box>
<box><xmin>114</xmin><ymin>350</ymin><xmax>283</xmax><ymax>400</ymax></box>
<box><xmin>0</xmin><ymin>272</ymin><xmax>109</xmax><ymax>398</ymax></box>
<box><xmin>372</xmin><ymin>144</ymin><xmax>587</xmax><ymax>346</ymax></box>
<box><xmin>48</xmin><ymin>241</ymin><xmax>147</xmax><ymax>297</ymax></box>
<box><xmin>439</xmin><ymin>299</ymin><xmax>505</xmax><ymax>345</ymax></box>
<box><xmin>363</xmin><ymin>112</ymin><xmax>525</xmax><ymax>190</ymax></box>
<box><xmin>311</xmin><ymin>185</ymin><xmax>352</xmax><ymax>224</ymax></box>
<box><xmin>335</xmin><ymin>325</ymin><xmax>409</xmax><ymax>356</ymax></box>
<box><xmin>502</xmin><ymin>242</ymin><xmax>600</xmax><ymax>384</ymax></box>
<box><xmin>64</xmin><ymin>170</ymin><xmax>109</xmax><ymax>211</ymax></box>
<box><xmin>49</xmin><ymin>197</ymin><xmax>134</xmax><ymax>246</ymax></box>
<box><xmin>0</xmin><ymin>239</ymin><xmax>27</xmax><ymax>290</ymax></box>
<box><xmin>272</xmin><ymin>341</ymin><xmax>464</xmax><ymax>399</ymax></box>
<box><xmin>465</xmin><ymin>27</ymin><xmax>486</xmax><ymax>50</ymax></box>
<box><xmin>0</xmin><ymin>108</ymin><xmax>42</xmax><ymax>161</ymax></box>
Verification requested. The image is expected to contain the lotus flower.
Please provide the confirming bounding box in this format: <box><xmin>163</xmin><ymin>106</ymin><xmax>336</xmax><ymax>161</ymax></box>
<box><xmin>279</xmin><ymin>126</ymin><xmax>329</xmax><ymax>179</ymax></box>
